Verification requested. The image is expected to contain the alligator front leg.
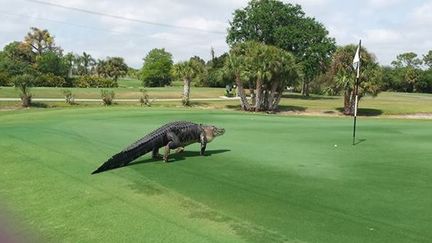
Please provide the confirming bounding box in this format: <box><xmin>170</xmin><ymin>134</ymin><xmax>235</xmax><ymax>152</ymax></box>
<box><xmin>200</xmin><ymin>132</ymin><xmax>207</xmax><ymax>156</ymax></box>
<box><xmin>163</xmin><ymin>145</ymin><xmax>170</xmax><ymax>162</ymax></box>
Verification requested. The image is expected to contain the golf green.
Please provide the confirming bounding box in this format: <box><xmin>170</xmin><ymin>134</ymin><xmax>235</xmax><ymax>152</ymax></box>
<box><xmin>0</xmin><ymin>108</ymin><xmax>431</xmax><ymax>242</ymax></box>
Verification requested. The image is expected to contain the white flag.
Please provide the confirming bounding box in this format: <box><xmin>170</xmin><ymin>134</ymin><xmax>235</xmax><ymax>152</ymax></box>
<box><xmin>352</xmin><ymin>41</ymin><xmax>361</xmax><ymax>78</ymax></box>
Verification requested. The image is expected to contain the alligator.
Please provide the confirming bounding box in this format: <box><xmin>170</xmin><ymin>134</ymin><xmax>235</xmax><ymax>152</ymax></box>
<box><xmin>91</xmin><ymin>121</ymin><xmax>225</xmax><ymax>174</ymax></box>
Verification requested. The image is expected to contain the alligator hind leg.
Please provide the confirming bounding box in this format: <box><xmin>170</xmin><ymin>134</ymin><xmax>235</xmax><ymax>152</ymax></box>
<box><xmin>152</xmin><ymin>147</ymin><xmax>162</xmax><ymax>159</ymax></box>
<box><xmin>175</xmin><ymin>147</ymin><xmax>184</xmax><ymax>153</ymax></box>
<box><xmin>164</xmin><ymin>132</ymin><xmax>180</xmax><ymax>162</ymax></box>
<box><xmin>164</xmin><ymin>142</ymin><xmax>181</xmax><ymax>162</ymax></box>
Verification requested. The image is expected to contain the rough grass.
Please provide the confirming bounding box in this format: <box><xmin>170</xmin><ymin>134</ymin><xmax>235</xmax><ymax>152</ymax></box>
<box><xmin>117</xmin><ymin>77</ymin><xmax>143</xmax><ymax>88</ymax></box>
<box><xmin>0</xmin><ymin>86</ymin><xmax>225</xmax><ymax>99</ymax></box>
<box><xmin>0</xmin><ymin>107</ymin><xmax>431</xmax><ymax>242</ymax></box>
<box><xmin>1</xmin><ymin>86</ymin><xmax>432</xmax><ymax>116</ymax></box>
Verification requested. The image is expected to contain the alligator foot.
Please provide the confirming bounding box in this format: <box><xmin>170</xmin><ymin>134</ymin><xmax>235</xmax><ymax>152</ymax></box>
<box><xmin>164</xmin><ymin>145</ymin><xmax>170</xmax><ymax>162</ymax></box>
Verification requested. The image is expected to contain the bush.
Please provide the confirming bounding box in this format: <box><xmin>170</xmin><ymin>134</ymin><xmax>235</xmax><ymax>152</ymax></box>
<box><xmin>140</xmin><ymin>48</ymin><xmax>173</xmax><ymax>87</ymax></box>
<box><xmin>100</xmin><ymin>89</ymin><xmax>115</xmax><ymax>106</ymax></box>
<box><xmin>34</xmin><ymin>73</ymin><xmax>66</xmax><ymax>87</ymax></box>
<box><xmin>0</xmin><ymin>71</ymin><xmax>11</xmax><ymax>86</ymax></box>
<box><xmin>139</xmin><ymin>89</ymin><xmax>152</xmax><ymax>106</ymax></box>
<box><xmin>74</xmin><ymin>75</ymin><xmax>118</xmax><ymax>88</ymax></box>
<box><xmin>199</xmin><ymin>68</ymin><xmax>231</xmax><ymax>87</ymax></box>
<box><xmin>62</xmin><ymin>89</ymin><xmax>75</xmax><ymax>104</ymax></box>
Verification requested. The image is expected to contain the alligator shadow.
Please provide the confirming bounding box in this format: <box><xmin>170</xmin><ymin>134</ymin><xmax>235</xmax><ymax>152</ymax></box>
<box><xmin>127</xmin><ymin>149</ymin><xmax>231</xmax><ymax>167</ymax></box>
<box><xmin>282</xmin><ymin>93</ymin><xmax>338</xmax><ymax>100</ymax></box>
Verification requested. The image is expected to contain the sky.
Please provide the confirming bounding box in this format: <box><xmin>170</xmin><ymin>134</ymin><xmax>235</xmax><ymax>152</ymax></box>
<box><xmin>0</xmin><ymin>0</ymin><xmax>431</xmax><ymax>68</ymax></box>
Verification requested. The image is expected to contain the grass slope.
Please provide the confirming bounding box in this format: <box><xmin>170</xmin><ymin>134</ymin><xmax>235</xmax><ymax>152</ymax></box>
<box><xmin>0</xmin><ymin>108</ymin><xmax>431</xmax><ymax>242</ymax></box>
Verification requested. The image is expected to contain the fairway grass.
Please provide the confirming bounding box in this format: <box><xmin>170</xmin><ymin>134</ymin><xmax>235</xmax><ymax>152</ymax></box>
<box><xmin>0</xmin><ymin>107</ymin><xmax>431</xmax><ymax>242</ymax></box>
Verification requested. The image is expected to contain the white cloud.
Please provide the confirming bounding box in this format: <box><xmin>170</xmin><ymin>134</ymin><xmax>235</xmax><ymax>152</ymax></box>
<box><xmin>176</xmin><ymin>17</ymin><xmax>227</xmax><ymax>32</ymax></box>
<box><xmin>411</xmin><ymin>2</ymin><xmax>432</xmax><ymax>25</ymax></box>
<box><xmin>368</xmin><ymin>0</ymin><xmax>403</xmax><ymax>9</ymax></box>
<box><xmin>364</xmin><ymin>29</ymin><xmax>402</xmax><ymax>44</ymax></box>
<box><xmin>1</xmin><ymin>0</ymin><xmax>432</xmax><ymax>67</ymax></box>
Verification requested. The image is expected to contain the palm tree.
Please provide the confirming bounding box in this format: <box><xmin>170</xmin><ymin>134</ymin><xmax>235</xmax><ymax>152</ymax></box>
<box><xmin>328</xmin><ymin>45</ymin><xmax>382</xmax><ymax>115</ymax></box>
<box><xmin>224</xmin><ymin>53</ymin><xmax>251</xmax><ymax>111</ymax></box>
<box><xmin>172</xmin><ymin>59</ymin><xmax>204</xmax><ymax>106</ymax></box>
<box><xmin>96</xmin><ymin>59</ymin><xmax>107</xmax><ymax>78</ymax></box>
<box><xmin>13</xmin><ymin>74</ymin><xmax>33</xmax><ymax>107</ymax></box>
<box><xmin>226</xmin><ymin>41</ymin><xmax>299</xmax><ymax>112</ymax></box>
<box><xmin>248</xmin><ymin>44</ymin><xmax>273</xmax><ymax>111</ymax></box>
<box><xmin>64</xmin><ymin>52</ymin><xmax>74</xmax><ymax>78</ymax></box>
<box><xmin>80</xmin><ymin>52</ymin><xmax>95</xmax><ymax>75</ymax></box>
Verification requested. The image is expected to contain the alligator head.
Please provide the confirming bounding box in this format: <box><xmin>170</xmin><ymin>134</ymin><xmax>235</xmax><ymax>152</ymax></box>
<box><xmin>202</xmin><ymin>125</ymin><xmax>225</xmax><ymax>143</ymax></box>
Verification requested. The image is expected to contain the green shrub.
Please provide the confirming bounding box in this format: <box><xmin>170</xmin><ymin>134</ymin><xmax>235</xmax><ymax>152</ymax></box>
<box><xmin>62</xmin><ymin>89</ymin><xmax>75</xmax><ymax>104</ymax></box>
<box><xmin>12</xmin><ymin>74</ymin><xmax>33</xmax><ymax>107</ymax></box>
<box><xmin>100</xmin><ymin>89</ymin><xmax>115</xmax><ymax>106</ymax></box>
<box><xmin>139</xmin><ymin>89</ymin><xmax>152</xmax><ymax>106</ymax></box>
<box><xmin>34</xmin><ymin>73</ymin><xmax>66</xmax><ymax>87</ymax></box>
<box><xmin>0</xmin><ymin>71</ymin><xmax>11</xmax><ymax>86</ymax></box>
<box><xmin>74</xmin><ymin>75</ymin><xmax>118</xmax><ymax>88</ymax></box>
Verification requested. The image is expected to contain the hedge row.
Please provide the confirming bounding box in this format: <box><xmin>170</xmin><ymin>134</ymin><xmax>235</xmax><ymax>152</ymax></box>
<box><xmin>0</xmin><ymin>73</ymin><xmax>118</xmax><ymax>88</ymax></box>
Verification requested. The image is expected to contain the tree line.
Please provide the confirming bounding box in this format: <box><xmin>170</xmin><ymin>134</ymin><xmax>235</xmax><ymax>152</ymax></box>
<box><xmin>0</xmin><ymin>27</ymin><xmax>129</xmax><ymax>89</ymax></box>
<box><xmin>139</xmin><ymin>0</ymin><xmax>432</xmax><ymax>113</ymax></box>
<box><xmin>1</xmin><ymin>0</ymin><xmax>432</xmax><ymax>113</ymax></box>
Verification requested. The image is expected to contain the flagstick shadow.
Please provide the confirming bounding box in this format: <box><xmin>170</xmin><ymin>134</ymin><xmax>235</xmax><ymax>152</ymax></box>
<box><xmin>354</xmin><ymin>139</ymin><xmax>367</xmax><ymax>145</ymax></box>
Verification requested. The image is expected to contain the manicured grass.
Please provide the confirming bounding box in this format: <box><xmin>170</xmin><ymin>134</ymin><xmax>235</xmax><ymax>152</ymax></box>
<box><xmin>0</xmin><ymin>107</ymin><xmax>431</xmax><ymax>242</ymax></box>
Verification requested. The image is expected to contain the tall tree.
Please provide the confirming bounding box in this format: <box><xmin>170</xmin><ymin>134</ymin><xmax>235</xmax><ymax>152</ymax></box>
<box><xmin>204</xmin><ymin>53</ymin><xmax>231</xmax><ymax>87</ymax></box>
<box><xmin>0</xmin><ymin>42</ymin><xmax>34</xmax><ymax>78</ymax></box>
<box><xmin>140</xmin><ymin>48</ymin><xmax>173</xmax><ymax>87</ymax></box>
<box><xmin>172</xmin><ymin>58</ymin><xmax>205</xmax><ymax>106</ymax></box>
<box><xmin>391</xmin><ymin>52</ymin><xmax>422</xmax><ymax>92</ymax></box>
<box><xmin>327</xmin><ymin>45</ymin><xmax>382</xmax><ymax>115</ymax></box>
<box><xmin>23</xmin><ymin>27</ymin><xmax>60</xmax><ymax>55</ymax></box>
<box><xmin>423</xmin><ymin>50</ymin><xmax>432</xmax><ymax>69</ymax></box>
<box><xmin>391</xmin><ymin>52</ymin><xmax>422</xmax><ymax>68</ymax></box>
<box><xmin>190</xmin><ymin>56</ymin><xmax>207</xmax><ymax>84</ymax></box>
<box><xmin>227</xmin><ymin>0</ymin><xmax>335</xmax><ymax>96</ymax></box>
<box><xmin>35</xmin><ymin>51</ymin><xmax>68</xmax><ymax>77</ymax></box>
<box><xmin>63</xmin><ymin>52</ymin><xmax>75</xmax><ymax>78</ymax></box>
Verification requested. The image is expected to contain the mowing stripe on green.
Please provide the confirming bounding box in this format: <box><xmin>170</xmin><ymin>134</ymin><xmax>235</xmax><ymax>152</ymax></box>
<box><xmin>0</xmin><ymin>107</ymin><xmax>431</xmax><ymax>242</ymax></box>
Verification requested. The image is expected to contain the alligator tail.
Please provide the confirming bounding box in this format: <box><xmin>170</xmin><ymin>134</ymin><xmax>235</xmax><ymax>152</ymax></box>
<box><xmin>91</xmin><ymin>139</ymin><xmax>154</xmax><ymax>174</ymax></box>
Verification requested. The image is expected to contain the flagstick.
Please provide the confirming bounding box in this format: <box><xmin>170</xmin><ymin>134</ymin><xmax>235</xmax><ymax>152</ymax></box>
<box><xmin>352</xmin><ymin>76</ymin><xmax>359</xmax><ymax>145</ymax></box>
<box><xmin>352</xmin><ymin>40</ymin><xmax>361</xmax><ymax>145</ymax></box>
